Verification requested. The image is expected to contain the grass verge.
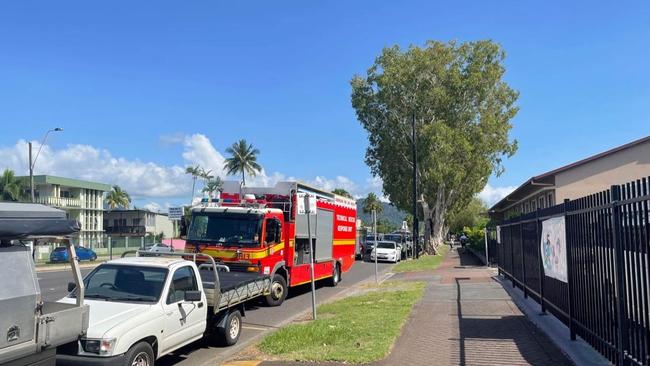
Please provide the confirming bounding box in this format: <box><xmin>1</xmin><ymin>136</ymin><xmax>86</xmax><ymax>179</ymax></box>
<box><xmin>392</xmin><ymin>245</ymin><xmax>449</xmax><ymax>273</ymax></box>
<box><xmin>259</xmin><ymin>281</ymin><xmax>425</xmax><ymax>363</ymax></box>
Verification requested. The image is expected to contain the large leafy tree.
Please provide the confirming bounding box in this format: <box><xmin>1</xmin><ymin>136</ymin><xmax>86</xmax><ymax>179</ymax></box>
<box><xmin>362</xmin><ymin>192</ymin><xmax>383</xmax><ymax>215</ymax></box>
<box><xmin>105</xmin><ymin>185</ymin><xmax>131</xmax><ymax>210</ymax></box>
<box><xmin>351</xmin><ymin>40</ymin><xmax>518</xmax><ymax>252</ymax></box>
<box><xmin>332</xmin><ymin>188</ymin><xmax>353</xmax><ymax>198</ymax></box>
<box><xmin>0</xmin><ymin>169</ymin><xmax>27</xmax><ymax>201</ymax></box>
<box><xmin>224</xmin><ymin>139</ymin><xmax>262</xmax><ymax>186</ymax></box>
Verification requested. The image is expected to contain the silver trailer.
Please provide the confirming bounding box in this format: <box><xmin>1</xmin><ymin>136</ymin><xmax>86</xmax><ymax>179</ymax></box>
<box><xmin>0</xmin><ymin>203</ymin><xmax>88</xmax><ymax>366</ymax></box>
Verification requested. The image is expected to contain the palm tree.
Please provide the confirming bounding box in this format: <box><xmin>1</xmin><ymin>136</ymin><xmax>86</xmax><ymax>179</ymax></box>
<box><xmin>363</xmin><ymin>192</ymin><xmax>383</xmax><ymax>215</ymax></box>
<box><xmin>0</xmin><ymin>169</ymin><xmax>27</xmax><ymax>202</ymax></box>
<box><xmin>185</xmin><ymin>165</ymin><xmax>202</xmax><ymax>203</ymax></box>
<box><xmin>332</xmin><ymin>188</ymin><xmax>353</xmax><ymax>198</ymax></box>
<box><xmin>224</xmin><ymin>139</ymin><xmax>262</xmax><ymax>186</ymax></box>
<box><xmin>202</xmin><ymin>177</ymin><xmax>223</xmax><ymax>197</ymax></box>
<box><xmin>105</xmin><ymin>185</ymin><xmax>131</xmax><ymax>210</ymax></box>
<box><xmin>199</xmin><ymin>168</ymin><xmax>214</xmax><ymax>184</ymax></box>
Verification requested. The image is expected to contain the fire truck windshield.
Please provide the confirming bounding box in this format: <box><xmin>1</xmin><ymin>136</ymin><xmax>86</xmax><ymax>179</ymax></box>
<box><xmin>188</xmin><ymin>213</ymin><xmax>262</xmax><ymax>247</ymax></box>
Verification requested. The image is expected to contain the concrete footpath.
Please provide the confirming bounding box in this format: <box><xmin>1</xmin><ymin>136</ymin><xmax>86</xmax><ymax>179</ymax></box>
<box><xmin>242</xmin><ymin>247</ymin><xmax>580</xmax><ymax>366</ymax></box>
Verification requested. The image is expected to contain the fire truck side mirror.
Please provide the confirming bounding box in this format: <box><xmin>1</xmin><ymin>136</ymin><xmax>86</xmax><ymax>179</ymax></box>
<box><xmin>179</xmin><ymin>219</ymin><xmax>188</xmax><ymax>238</ymax></box>
<box><xmin>274</xmin><ymin>219</ymin><xmax>282</xmax><ymax>243</ymax></box>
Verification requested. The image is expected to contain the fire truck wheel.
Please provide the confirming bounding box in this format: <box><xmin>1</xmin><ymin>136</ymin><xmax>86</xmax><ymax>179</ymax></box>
<box><xmin>217</xmin><ymin>310</ymin><xmax>242</xmax><ymax>346</ymax></box>
<box><xmin>327</xmin><ymin>263</ymin><xmax>341</xmax><ymax>287</ymax></box>
<box><xmin>265</xmin><ymin>274</ymin><xmax>287</xmax><ymax>306</ymax></box>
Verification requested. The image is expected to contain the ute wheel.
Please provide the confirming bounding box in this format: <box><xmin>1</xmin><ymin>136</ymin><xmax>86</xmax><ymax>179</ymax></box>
<box><xmin>328</xmin><ymin>263</ymin><xmax>341</xmax><ymax>287</ymax></box>
<box><xmin>264</xmin><ymin>274</ymin><xmax>287</xmax><ymax>306</ymax></box>
<box><xmin>124</xmin><ymin>341</ymin><xmax>154</xmax><ymax>366</ymax></box>
<box><xmin>217</xmin><ymin>310</ymin><xmax>242</xmax><ymax>346</ymax></box>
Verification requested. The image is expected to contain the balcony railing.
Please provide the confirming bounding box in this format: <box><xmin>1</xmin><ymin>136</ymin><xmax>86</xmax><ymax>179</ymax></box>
<box><xmin>105</xmin><ymin>226</ymin><xmax>146</xmax><ymax>235</ymax></box>
<box><xmin>36</xmin><ymin>196</ymin><xmax>82</xmax><ymax>208</ymax></box>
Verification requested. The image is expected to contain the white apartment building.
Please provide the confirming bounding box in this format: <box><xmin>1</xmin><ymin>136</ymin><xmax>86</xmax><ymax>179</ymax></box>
<box><xmin>21</xmin><ymin>175</ymin><xmax>112</xmax><ymax>246</ymax></box>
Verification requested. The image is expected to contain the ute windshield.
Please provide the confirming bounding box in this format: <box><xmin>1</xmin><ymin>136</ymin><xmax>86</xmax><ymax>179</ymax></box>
<box><xmin>188</xmin><ymin>212</ymin><xmax>263</xmax><ymax>247</ymax></box>
<box><xmin>70</xmin><ymin>264</ymin><xmax>167</xmax><ymax>303</ymax></box>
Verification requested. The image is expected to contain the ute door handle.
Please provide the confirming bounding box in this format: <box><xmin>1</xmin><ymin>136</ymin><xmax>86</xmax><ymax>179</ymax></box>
<box><xmin>166</xmin><ymin>311</ymin><xmax>174</xmax><ymax>316</ymax></box>
<box><xmin>198</xmin><ymin>302</ymin><xmax>204</xmax><ymax>308</ymax></box>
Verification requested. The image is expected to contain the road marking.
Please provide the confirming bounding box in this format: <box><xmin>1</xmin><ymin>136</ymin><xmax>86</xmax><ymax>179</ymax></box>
<box><xmin>221</xmin><ymin>362</ymin><xmax>262</xmax><ymax>366</ymax></box>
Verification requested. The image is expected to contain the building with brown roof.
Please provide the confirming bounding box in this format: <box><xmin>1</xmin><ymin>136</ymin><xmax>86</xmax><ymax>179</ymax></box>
<box><xmin>489</xmin><ymin>135</ymin><xmax>650</xmax><ymax>221</ymax></box>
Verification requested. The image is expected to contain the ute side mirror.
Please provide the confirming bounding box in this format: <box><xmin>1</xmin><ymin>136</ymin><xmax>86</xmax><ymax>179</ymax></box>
<box><xmin>67</xmin><ymin>282</ymin><xmax>76</xmax><ymax>292</ymax></box>
<box><xmin>184</xmin><ymin>290</ymin><xmax>201</xmax><ymax>302</ymax></box>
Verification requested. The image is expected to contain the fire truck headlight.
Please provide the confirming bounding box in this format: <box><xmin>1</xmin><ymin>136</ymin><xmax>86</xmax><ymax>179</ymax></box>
<box><xmin>246</xmin><ymin>266</ymin><xmax>259</xmax><ymax>272</ymax></box>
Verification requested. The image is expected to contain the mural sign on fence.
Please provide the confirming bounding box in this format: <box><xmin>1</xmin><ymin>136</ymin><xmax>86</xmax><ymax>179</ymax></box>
<box><xmin>540</xmin><ymin>216</ymin><xmax>568</xmax><ymax>283</ymax></box>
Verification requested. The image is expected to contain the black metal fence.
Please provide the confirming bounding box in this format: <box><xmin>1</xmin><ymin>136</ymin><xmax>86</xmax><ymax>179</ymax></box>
<box><xmin>492</xmin><ymin>178</ymin><xmax>650</xmax><ymax>366</ymax></box>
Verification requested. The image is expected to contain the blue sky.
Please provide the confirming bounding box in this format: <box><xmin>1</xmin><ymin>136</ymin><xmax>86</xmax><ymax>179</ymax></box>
<box><xmin>1</xmin><ymin>1</ymin><xmax>649</xmax><ymax>209</ymax></box>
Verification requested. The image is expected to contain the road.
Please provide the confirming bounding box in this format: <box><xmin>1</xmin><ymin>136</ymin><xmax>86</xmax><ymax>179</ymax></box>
<box><xmin>38</xmin><ymin>268</ymin><xmax>93</xmax><ymax>301</ymax></box>
<box><xmin>40</xmin><ymin>260</ymin><xmax>393</xmax><ymax>365</ymax></box>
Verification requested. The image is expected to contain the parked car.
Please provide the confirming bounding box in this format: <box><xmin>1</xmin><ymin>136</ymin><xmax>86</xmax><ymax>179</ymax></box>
<box><xmin>384</xmin><ymin>233</ymin><xmax>407</xmax><ymax>259</ymax></box>
<box><xmin>50</xmin><ymin>245</ymin><xmax>97</xmax><ymax>263</ymax></box>
<box><xmin>146</xmin><ymin>243</ymin><xmax>174</xmax><ymax>253</ymax></box>
<box><xmin>369</xmin><ymin>241</ymin><xmax>400</xmax><ymax>263</ymax></box>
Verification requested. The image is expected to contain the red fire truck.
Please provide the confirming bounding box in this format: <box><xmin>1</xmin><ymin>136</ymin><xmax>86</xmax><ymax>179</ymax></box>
<box><xmin>184</xmin><ymin>181</ymin><xmax>358</xmax><ymax>306</ymax></box>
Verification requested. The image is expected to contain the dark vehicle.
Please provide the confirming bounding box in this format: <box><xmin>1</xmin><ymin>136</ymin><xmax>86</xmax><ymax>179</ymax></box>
<box><xmin>50</xmin><ymin>245</ymin><xmax>97</xmax><ymax>262</ymax></box>
<box><xmin>0</xmin><ymin>202</ymin><xmax>88</xmax><ymax>366</ymax></box>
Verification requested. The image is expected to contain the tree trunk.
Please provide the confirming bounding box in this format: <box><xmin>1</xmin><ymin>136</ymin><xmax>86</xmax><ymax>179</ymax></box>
<box><xmin>242</xmin><ymin>171</ymin><xmax>246</xmax><ymax>186</ymax></box>
<box><xmin>190</xmin><ymin>177</ymin><xmax>196</xmax><ymax>205</ymax></box>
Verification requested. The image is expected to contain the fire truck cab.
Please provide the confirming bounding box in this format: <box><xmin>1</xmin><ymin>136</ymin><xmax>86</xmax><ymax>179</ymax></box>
<box><xmin>184</xmin><ymin>181</ymin><xmax>358</xmax><ymax>306</ymax></box>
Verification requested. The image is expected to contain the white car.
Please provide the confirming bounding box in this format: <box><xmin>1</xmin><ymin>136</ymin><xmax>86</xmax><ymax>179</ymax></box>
<box><xmin>370</xmin><ymin>241</ymin><xmax>400</xmax><ymax>263</ymax></box>
<box><xmin>146</xmin><ymin>243</ymin><xmax>174</xmax><ymax>253</ymax></box>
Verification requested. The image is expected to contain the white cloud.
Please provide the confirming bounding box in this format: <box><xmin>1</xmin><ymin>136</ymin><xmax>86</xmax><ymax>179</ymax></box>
<box><xmin>0</xmin><ymin>139</ymin><xmax>191</xmax><ymax>199</ymax></box>
<box><xmin>479</xmin><ymin>183</ymin><xmax>517</xmax><ymax>207</ymax></box>
<box><xmin>181</xmin><ymin>134</ymin><xmax>226</xmax><ymax>178</ymax></box>
<box><xmin>0</xmin><ymin>134</ymin><xmax>387</xmax><ymax>205</ymax></box>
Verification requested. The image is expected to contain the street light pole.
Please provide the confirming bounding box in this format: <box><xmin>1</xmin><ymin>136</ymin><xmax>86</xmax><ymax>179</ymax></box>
<box><xmin>29</xmin><ymin>127</ymin><xmax>63</xmax><ymax>202</ymax></box>
<box><xmin>412</xmin><ymin>112</ymin><xmax>419</xmax><ymax>259</ymax></box>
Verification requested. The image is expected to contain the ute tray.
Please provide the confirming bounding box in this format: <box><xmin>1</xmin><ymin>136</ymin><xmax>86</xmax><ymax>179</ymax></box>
<box><xmin>199</xmin><ymin>269</ymin><xmax>270</xmax><ymax>311</ymax></box>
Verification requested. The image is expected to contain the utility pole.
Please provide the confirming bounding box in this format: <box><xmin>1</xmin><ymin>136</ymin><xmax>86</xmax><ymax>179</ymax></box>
<box><xmin>29</xmin><ymin>142</ymin><xmax>34</xmax><ymax>202</ymax></box>
<box><xmin>412</xmin><ymin>111</ymin><xmax>419</xmax><ymax>259</ymax></box>
<box><xmin>29</xmin><ymin>127</ymin><xmax>63</xmax><ymax>203</ymax></box>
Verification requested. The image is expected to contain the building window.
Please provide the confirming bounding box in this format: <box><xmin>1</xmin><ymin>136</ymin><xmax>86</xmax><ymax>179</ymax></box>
<box><xmin>133</xmin><ymin>218</ymin><xmax>141</xmax><ymax>226</ymax></box>
<box><xmin>548</xmin><ymin>192</ymin><xmax>555</xmax><ymax>206</ymax></box>
<box><xmin>524</xmin><ymin>202</ymin><xmax>530</xmax><ymax>213</ymax></box>
<box><xmin>531</xmin><ymin>200</ymin><xmax>537</xmax><ymax>212</ymax></box>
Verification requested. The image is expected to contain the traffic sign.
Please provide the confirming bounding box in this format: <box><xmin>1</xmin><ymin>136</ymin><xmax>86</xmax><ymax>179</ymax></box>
<box><xmin>168</xmin><ymin>207</ymin><xmax>183</xmax><ymax>221</ymax></box>
<box><xmin>296</xmin><ymin>193</ymin><xmax>317</xmax><ymax>215</ymax></box>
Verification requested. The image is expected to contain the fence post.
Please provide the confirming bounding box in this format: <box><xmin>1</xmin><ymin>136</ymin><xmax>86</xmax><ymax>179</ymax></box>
<box><xmin>108</xmin><ymin>236</ymin><xmax>112</xmax><ymax>260</ymax></box>
<box><xmin>536</xmin><ymin>209</ymin><xmax>545</xmax><ymax>314</ymax></box>
<box><xmin>510</xmin><ymin>224</ymin><xmax>515</xmax><ymax>288</ymax></box>
<box><xmin>564</xmin><ymin>199</ymin><xmax>576</xmax><ymax>341</ymax></box>
<box><xmin>521</xmin><ymin>222</ymin><xmax>527</xmax><ymax>299</ymax></box>
<box><xmin>611</xmin><ymin>185</ymin><xmax>628</xmax><ymax>365</ymax></box>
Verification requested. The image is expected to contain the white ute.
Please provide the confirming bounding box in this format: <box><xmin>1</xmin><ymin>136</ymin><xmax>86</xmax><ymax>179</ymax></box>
<box><xmin>56</xmin><ymin>251</ymin><xmax>270</xmax><ymax>366</ymax></box>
